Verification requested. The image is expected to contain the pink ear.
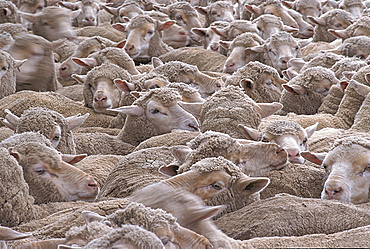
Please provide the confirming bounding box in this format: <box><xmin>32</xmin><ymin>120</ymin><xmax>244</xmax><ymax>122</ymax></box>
<box><xmin>114</xmin><ymin>79</ymin><xmax>135</xmax><ymax>92</ymax></box>
<box><xmin>159</xmin><ymin>164</ymin><xmax>179</xmax><ymax>176</ymax></box>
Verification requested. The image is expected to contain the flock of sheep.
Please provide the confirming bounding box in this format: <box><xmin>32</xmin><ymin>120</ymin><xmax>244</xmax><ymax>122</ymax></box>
<box><xmin>1</xmin><ymin>0</ymin><xmax>370</xmax><ymax>248</ymax></box>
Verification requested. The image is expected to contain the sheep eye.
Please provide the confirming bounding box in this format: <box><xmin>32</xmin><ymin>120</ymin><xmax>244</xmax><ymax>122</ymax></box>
<box><xmin>266</xmin><ymin>80</ymin><xmax>273</xmax><ymax>85</ymax></box>
<box><xmin>161</xmin><ymin>236</ymin><xmax>170</xmax><ymax>245</ymax></box>
<box><xmin>211</xmin><ymin>11</ymin><xmax>217</xmax><ymax>15</ymax></box>
<box><xmin>366</xmin><ymin>165</ymin><xmax>370</xmax><ymax>171</ymax></box>
<box><xmin>300</xmin><ymin>138</ymin><xmax>307</xmax><ymax>146</ymax></box>
<box><xmin>321</xmin><ymin>163</ymin><xmax>327</xmax><ymax>169</ymax></box>
<box><xmin>147</xmin><ymin>30</ymin><xmax>154</xmax><ymax>35</ymax></box>
<box><xmin>42</xmin><ymin>22</ymin><xmax>49</xmax><ymax>26</ymax></box>
<box><xmin>35</xmin><ymin>169</ymin><xmax>46</xmax><ymax>175</ymax></box>
<box><xmin>1</xmin><ymin>66</ymin><xmax>7</xmax><ymax>71</ymax></box>
<box><xmin>175</xmin><ymin>15</ymin><xmax>182</xmax><ymax>20</ymax></box>
<box><xmin>261</xmin><ymin>138</ymin><xmax>269</xmax><ymax>143</ymax></box>
<box><xmin>211</xmin><ymin>182</ymin><xmax>223</xmax><ymax>190</ymax></box>
<box><xmin>151</xmin><ymin>109</ymin><xmax>160</xmax><ymax>114</ymax></box>
<box><xmin>53</xmin><ymin>135</ymin><xmax>61</xmax><ymax>140</ymax></box>
<box><xmin>358</xmin><ymin>55</ymin><xmax>365</xmax><ymax>59</ymax></box>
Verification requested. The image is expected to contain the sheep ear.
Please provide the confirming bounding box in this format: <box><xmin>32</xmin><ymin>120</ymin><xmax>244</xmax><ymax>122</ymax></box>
<box><xmin>237</xmin><ymin>177</ymin><xmax>270</xmax><ymax>195</ymax></box>
<box><xmin>58</xmin><ymin>1</ymin><xmax>78</xmax><ymax>10</ymax></box>
<box><xmin>159</xmin><ymin>164</ymin><xmax>180</xmax><ymax>176</ymax></box>
<box><xmin>340</xmin><ymin>80</ymin><xmax>349</xmax><ymax>92</ymax></box>
<box><xmin>351</xmin><ymin>79</ymin><xmax>370</xmax><ymax>97</ymax></box>
<box><xmin>283</xmin><ymin>84</ymin><xmax>306</xmax><ymax>95</ymax></box>
<box><xmin>2</xmin><ymin>109</ymin><xmax>20</xmax><ymax>130</ymax></box>
<box><xmin>51</xmin><ymin>39</ymin><xmax>67</xmax><ymax>51</ymax></box>
<box><xmin>328</xmin><ymin>29</ymin><xmax>350</xmax><ymax>39</ymax></box>
<box><xmin>305</xmin><ymin>122</ymin><xmax>318</xmax><ymax>138</ymax></box>
<box><xmin>307</xmin><ymin>16</ymin><xmax>325</xmax><ymax>26</ymax></box>
<box><xmin>238</xmin><ymin>124</ymin><xmax>259</xmax><ymax>141</ymax></box>
<box><xmin>70</xmin><ymin>9</ymin><xmax>82</xmax><ymax>20</ymax></box>
<box><xmin>248</xmin><ymin>45</ymin><xmax>265</xmax><ymax>53</ymax></box>
<box><xmin>321</xmin><ymin>48</ymin><xmax>341</xmax><ymax>55</ymax></box>
<box><xmin>0</xmin><ymin>226</ymin><xmax>32</xmax><ymax>241</ymax></box>
<box><xmin>100</xmin><ymin>5</ymin><xmax>119</xmax><ymax>16</ymax></box>
<box><xmin>153</xmin><ymin>5</ymin><xmax>169</xmax><ymax>14</ymax></box>
<box><xmin>112</xmin><ymin>23</ymin><xmax>127</xmax><ymax>32</ymax></box>
<box><xmin>191</xmin><ymin>28</ymin><xmax>207</xmax><ymax>37</ymax></box>
<box><xmin>255</xmin><ymin>102</ymin><xmax>283</xmax><ymax>118</ymax></box>
<box><xmin>178</xmin><ymin>101</ymin><xmax>203</xmax><ymax>119</ymax></box>
<box><xmin>71</xmin><ymin>74</ymin><xmax>87</xmax><ymax>84</ymax></box>
<box><xmin>18</xmin><ymin>11</ymin><xmax>37</xmax><ymax>23</ymax></box>
<box><xmin>300</xmin><ymin>151</ymin><xmax>327</xmax><ymax>165</ymax></box>
<box><xmin>365</xmin><ymin>73</ymin><xmax>370</xmax><ymax>85</ymax></box>
<box><xmin>195</xmin><ymin>6</ymin><xmax>209</xmax><ymax>15</ymax></box>
<box><xmin>298</xmin><ymin>38</ymin><xmax>312</xmax><ymax>48</ymax></box>
<box><xmin>158</xmin><ymin>20</ymin><xmax>175</xmax><ymax>31</ymax></box>
<box><xmin>240</xmin><ymin>79</ymin><xmax>255</xmax><ymax>91</ymax></box>
<box><xmin>170</xmin><ymin>145</ymin><xmax>192</xmax><ymax>164</ymax></box>
<box><xmin>245</xmin><ymin>4</ymin><xmax>262</xmax><ymax>15</ymax></box>
<box><xmin>219</xmin><ymin>40</ymin><xmax>232</xmax><ymax>49</ymax></box>
<box><xmin>342</xmin><ymin>71</ymin><xmax>355</xmax><ymax>80</ymax></box>
<box><xmin>282</xmin><ymin>68</ymin><xmax>298</xmax><ymax>81</ymax></box>
<box><xmin>115</xmin><ymin>40</ymin><xmax>127</xmax><ymax>48</ymax></box>
<box><xmin>114</xmin><ymin>79</ymin><xmax>135</xmax><ymax>92</ymax></box>
<box><xmin>288</xmin><ymin>58</ymin><xmax>306</xmax><ymax>72</ymax></box>
<box><xmin>282</xmin><ymin>25</ymin><xmax>299</xmax><ymax>33</ymax></box>
<box><xmin>211</xmin><ymin>27</ymin><xmax>228</xmax><ymax>38</ymax></box>
<box><xmin>72</xmin><ymin>57</ymin><xmax>98</xmax><ymax>68</ymax></box>
<box><xmin>152</xmin><ymin>57</ymin><xmax>163</xmax><ymax>68</ymax></box>
<box><xmin>107</xmin><ymin>105</ymin><xmax>145</xmax><ymax>117</ymax></box>
<box><xmin>192</xmin><ymin>205</ymin><xmax>226</xmax><ymax>220</ymax></box>
<box><xmin>282</xmin><ymin>0</ymin><xmax>293</xmax><ymax>8</ymax></box>
<box><xmin>61</xmin><ymin>154</ymin><xmax>87</xmax><ymax>164</ymax></box>
<box><xmin>65</xmin><ymin>113</ymin><xmax>90</xmax><ymax>131</ymax></box>
<box><xmin>14</xmin><ymin>59</ymin><xmax>27</xmax><ymax>71</ymax></box>
<box><xmin>82</xmin><ymin>210</ymin><xmax>105</xmax><ymax>224</ymax></box>
<box><xmin>8</xmin><ymin>148</ymin><xmax>20</xmax><ymax>162</ymax></box>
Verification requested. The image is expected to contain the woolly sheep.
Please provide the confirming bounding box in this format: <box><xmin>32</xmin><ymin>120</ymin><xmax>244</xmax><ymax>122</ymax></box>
<box><xmin>336</xmin><ymin>0</ymin><xmax>366</xmax><ymax>19</ymax></box>
<box><xmin>329</xmin><ymin>15</ymin><xmax>370</xmax><ymax>39</ymax></box>
<box><xmin>159</xmin><ymin>46</ymin><xmax>228</xmax><ymax>73</ymax></box>
<box><xmin>317</xmin><ymin>84</ymin><xmax>345</xmax><ymax>115</ymax></box>
<box><xmin>195</xmin><ymin>1</ymin><xmax>235</xmax><ymax>28</ymax></box>
<box><xmin>326</xmin><ymin>35</ymin><xmax>370</xmax><ymax>59</ymax></box>
<box><xmin>59</xmin><ymin>0</ymin><xmax>100</xmax><ymax>27</ymax></box>
<box><xmin>179</xmin><ymin>86</ymin><xmax>283</xmax><ymax>138</ymax></box>
<box><xmin>223</xmin><ymin>61</ymin><xmax>286</xmax><ymax>103</ymax></box>
<box><xmin>150</xmin><ymin>58</ymin><xmax>223</xmax><ymax>97</ymax></box>
<box><xmin>0</xmin><ymin>32</ymin><xmax>14</xmax><ymax>51</ymax></box>
<box><xmin>252</xmin><ymin>14</ymin><xmax>297</xmax><ymax>40</ymax></box>
<box><xmin>308</xmin><ymin>9</ymin><xmax>354</xmax><ymax>42</ymax></box>
<box><xmin>212</xmin><ymin>20</ymin><xmax>259</xmax><ymax>45</ymax></box>
<box><xmin>116</xmin><ymin>14</ymin><xmax>174</xmax><ymax>63</ymax></box>
<box><xmin>76</xmin><ymin>23</ymin><xmax>127</xmax><ymax>43</ymax></box>
<box><xmin>19</xmin><ymin>6</ymin><xmax>79</xmax><ymax>42</ymax></box>
<box><xmin>0</xmin><ymin>91</ymin><xmax>115</xmax><ymax>128</ymax></box>
<box><xmin>215</xmin><ymin>194</ymin><xmax>370</xmax><ymax>239</ymax></box>
<box><xmin>279</xmin><ymin>66</ymin><xmax>339</xmax><ymax>115</ymax></box>
<box><xmin>0</xmin><ymin>1</ymin><xmax>22</xmax><ymax>24</ymax></box>
<box><xmin>282</xmin><ymin>0</ymin><xmax>322</xmax><ymax>21</ymax></box>
<box><xmin>330</xmin><ymin>56</ymin><xmax>367</xmax><ymax>80</ymax></box>
<box><xmin>0</xmin><ymin>50</ymin><xmax>22</xmax><ymax>99</ymax></box>
<box><xmin>303</xmin><ymin>136</ymin><xmax>370</xmax><ymax>204</ymax></box>
<box><xmin>2</xmin><ymin>107</ymin><xmax>89</xmax><ymax>154</ymax></box>
<box><xmin>7</xmin><ymin>33</ymin><xmax>61</xmax><ymax>92</ymax></box>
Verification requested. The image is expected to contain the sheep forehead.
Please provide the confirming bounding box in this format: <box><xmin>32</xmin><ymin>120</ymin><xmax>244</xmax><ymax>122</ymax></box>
<box><xmin>65</xmin><ymin>221</ymin><xmax>113</xmax><ymax>241</ymax></box>
<box><xmin>342</xmin><ymin>0</ymin><xmax>363</xmax><ymax>7</ymax></box>
<box><xmin>128</xmin><ymin>15</ymin><xmax>156</xmax><ymax>29</ymax></box>
<box><xmin>20</xmin><ymin>107</ymin><xmax>66</xmax><ymax>125</ymax></box>
<box><xmin>266</xmin><ymin>31</ymin><xmax>296</xmax><ymax>45</ymax></box>
<box><xmin>81</xmin><ymin>0</ymin><xmax>95</xmax><ymax>4</ymax></box>
<box><xmin>167</xmin><ymin>82</ymin><xmax>198</xmax><ymax>96</ymax></box>
<box><xmin>188</xmin><ymin>131</ymin><xmax>237</xmax><ymax>150</ymax></box>
<box><xmin>210</xmin><ymin>1</ymin><xmax>233</xmax><ymax>9</ymax></box>
<box><xmin>291</xmin><ymin>66</ymin><xmax>337</xmax><ymax>89</ymax></box>
<box><xmin>260</xmin><ymin>0</ymin><xmax>281</xmax><ymax>6</ymax></box>
<box><xmin>86</xmin><ymin>62</ymin><xmax>131</xmax><ymax>83</ymax></box>
<box><xmin>135</xmin><ymin>87</ymin><xmax>182</xmax><ymax>108</ymax></box>
<box><xmin>295</xmin><ymin>0</ymin><xmax>320</xmax><ymax>8</ymax></box>
<box><xmin>232</xmin><ymin>33</ymin><xmax>263</xmax><ymax>47</ymax></box>
<box><xmin>343</xmin><ymin>36</ymin><xmax>370</xmax><ymax>47</ymax></box>
<box><xmin>236</xmin><ymin>61</ymin><xmax>278</xmax><ymax>80</ymax></box>
<box><xmin>168</xmin><ymin>2</ymin><xmax>197</xmax><ymax>16</ymax></box>
<box><xmin>323</xmin><ymin>9</ymin><xmax>352</xmax><ymax>21</ymax></box>
<box><xmin>255</xmin><ymin>14</ymin><xmax>281</xmax><ymax>24</ymax></box>
<box><xmin>39</xmin><ymin>6</ymin><xmax>71</xmax><ymax>19</ymax></box>
<box><xmin>331</xmin><ymin>136</ymin><xmax>370</xmax><ymax>152</ymax></box>
<box><xmin>0</xmin><ymin>1</ymin><xmax>17</xmax><ymax>8</ymax></box>
<box><xmin>189</xmin><ymin>156</ymin><xmax>243</xmax><ymax>177</ymax></box>
<box><xmin>263</xmin><ymin>120</ymin><xmax>304</xmax><ymax>136</ymax></box>
<box><xmin>210</xmin><ymin>21</ymin><xmax>230</xmax><ymax>29</ymax></box>
<box><xmin>1</xmin><ymin>131</ymin><xmax>51</xmax><ymax>148</ymax></box>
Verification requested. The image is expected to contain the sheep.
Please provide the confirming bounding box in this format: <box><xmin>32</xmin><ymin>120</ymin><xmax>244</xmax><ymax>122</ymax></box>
<box><xmin>0</xmin><ymin>226</ymin><xmax>31</xmax><ymax>249</ymax></box>
<box><xmin>0</xmin><ymin>1</ymin><xmax>22</xmax><ymax>24</ymax></box>
<box><xmin>282</xmin><ymin>0</ymin><xmax>322</xmax><ymax>22</ymax></box>
<box><xmin>0</xmin><ymin>32</ymin><xmax>14</xmax><ymax>51</ymax></box>
<box><xmin>159</xmin><ymin>46</ymin><xmax>228</xmax><ymax>73</ymax></box>
<box><xmin>6</xmin><ymin>33</ymin><xmax>60</xmax><ymax>92</ymax></box>
<box><xmin>223</xmin><ymin>61</ymin><xmax>286</xmax><ymax>103</ymax></box>
<box><xmin>329</xmin><ymin>15</ymin><xmax>370</xmax><ymax>40</ymax></box>
<box><xmin>1</xmin><ymin>107</ymin><xmax>89</xmax><ymax>154</ymax></box>
<box><xmin>300</xmin><ymin>40</ymin><xmax>342</xmax><ymax>60</ymax></box>
<box><xmin>220</xmin><ymin>32</ymin><xmax>264</xmax><ymax>73</ymax></box>
<box><xmin>116</xmin><ymin>14</ymin><xmax>174</xmax><ymax>63</ymax></box>
<box><xmin>308</xmin><ymin>9</ymin><xmax>355</xmax><ymax>42</ymax></box>
<box><xmin>0</xmin><ymin>50</ymin><xmax>21</xmax><ymax>99</ymax></box>
<box><xmin>155</xmin><ymin>2</ymin><xmax>203</xmax><ymax>45</ymax></box>
<box><xmin>179</xmin><ymin>86</ymin><xmax>283</xmax><ymax>139</ymax></box>
<box><xmin>325</xmin><ymin>35</ymin><xmax>370</xmax><ymax>59</ymax></box>
<box><xmin>284</xmin><ymin>7</ymin><xmax>315</xmax><ymax>39</ymax></box>
<box><xmin>59</xmin><ymin>0</ymin><xmax>100</xmax><ymax>27</ymax></box>
<box><xmin>292</xmin><ymin>51</ymin><xmax>344</xmax><ymax>73</ymax></box>
<box><xmin>71</xmin><ymin>62</ymin><xmax>132</xmax><ymax>114</ymax></box>
<box><xmin>251</xmin><ymin>14</ymin><xmax>297</xmax><ymax>40</ymax></box>
<box><xmin>19</xmin><ymin>6</ymin><xmax>79</xmax><ymax>42</ymax></box>
<box><xmin>0</xmin><ymin>23</ymin><xmax>27</xmax><ymax>39</ymax></box>
<box><xmin>335</xmin><ymin>0</ymin><xmax>366</xmax><ymax>20</ymax></box>
<box><xmin>75</xmin><ymin>23</ymin><xmax>127</xmax><ymax>42</ymax></box>
<box><xmin>279</xmin><ymin>66</ymin><xmax>339</xmax><ymax>115</ymax></box>
<box><xmin>17</xmin><ymin>0</ymin><xmax>45</xmax><ymax>14</ymax></box>
<box><xmin>195</xmin><ymin>1</ymin><xmax>235</xmax><ymax>28</ymax></box>
<box><xmin>58</xmin><ymin>36</ymin><xmax>123</xmax><ymax>85</ymax></box>
<box><xmin>330</xmin><ymin>56</ymin><xmax>367</xmax><ymax>80</ymax></box>
<box><xmin>81</xmin><ymin>202</ymin><xmax>213</xmax><ymax>248</ymax></box>
<box><xmin>101</xmin><ymin>1</ymin><xmax>144</xmax><ymax>23</ymax></box>
<box><xmin>212</xmin><ymin>19</ymin><xmax>259</xmax><ymax>42</ymax></box>
<box><xmin>303</xmin><ymin>136</ymin><xmax>370</xmax><ymax>204</ymax></box>
<box><xmin>0</xmin><ymin>91</ymin><xmax>115</xmax><ymax>128</ymax></box>
<box><xmin>317</xmin><ymin>83</ymin><xmax>345</xmax><ymax>115</ymax></box>
<box><xmin>214</xmin><ymin>194</ymin><xmax>370</xmax><ymax>240</ymax></box>
<box><xmin>150</xmin><ymin>58</ymin><xmax>223</xmax><ymax>97</ymax></box>
<box><xmin>349</xmin><ymin>79</ymin><xmax>370</xmax><ymax>132</ymax></box>
<box><xmin>239</xmin><ymin>120</ymin><xmax>317</xmax><ymax>164</ymax></box>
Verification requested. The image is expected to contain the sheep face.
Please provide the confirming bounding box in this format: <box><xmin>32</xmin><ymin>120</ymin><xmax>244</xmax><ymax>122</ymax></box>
<box><xmin>338</xmin><ymin>0</ymin><xmax>365</xmax><ymax>20</ymax></box>
<box><xmin>178</xmin><ymin>72</ymin><xmax>222</xmax><ymax>98</ymax></box>
<box><xmin>18</xmin><ymin>0</ymin><xmax>45</xmax><ymax>14</ymax></box>
<box><xmin>73</xmin><ymin>1</ymin><xmax>100</xmax><ymax>27</ymax></box>
<box><xmin>162</xmin><ymin>24</ymin><xmax>190</xmax><ymax>49</ymax></box>
<box><xmin>89</xmin><ymin>77</ymin><xmax>122</xmax><ymax>113</ymax></box>
<box><xmin>321</xmin><ymin>144</ymin><xmax>370</xmax><ymax>204</ymax></box>
<box><xmin>144</xmin><ymin>99</ymin><xmax>200</xmax><ymax>134</ymax></box>
<box><xmin>192</xmin><ymin>27</ymin><xmax>222</xmax><ymax>52</ymax></box>
<box><xmin>117</xmin><ymin>3</ymin><xmax>144</xmax><ymax>20</ymax></box>
<box><xmin>197</xmin><ymin>1</ymin><xmax>235</xmax><ymax>26</ymax></box>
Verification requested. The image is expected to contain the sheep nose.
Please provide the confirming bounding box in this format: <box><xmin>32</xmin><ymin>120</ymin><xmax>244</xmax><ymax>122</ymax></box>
<box><xmin>286</xmin><ymin>148</ymin><xmax>300</xmax><ymax>158</ymax></box>
<box><xmin>60</xmin><ymin>66</ymin><xmax>67</xmax><ymax>71</ymax></box>
<box><xmin>210</xmin><ymin>44</ymin><xmax>219</xmax><ymax>51</ymax></box>
<box><xmin>325</xmin><ymin>186</ymin><xmax>343</xmax><ymax>199</ymax></box>
<box><xmin>179</xmin><ymin>31</ymin><xmax>188</xmax><ymax>36</ymax></box>
<box><xmin>280</xmin><ymin>56</ymin><xmax>292</xmax><ymax>65</ymax></box>
<box><xmin>94</xmin><ymin>93</ymin><xmax>107</xmax><ymax>102</ymax></box>
<box><xmin>87</xmin><ymin>180</ymin><xmax>99</xmax><ymax>191</ymax></box>
<box><xmin>225</xmin><ymin>61</ymin><xmax>235</xmax><ymax>68</ymax></box>
<box><xmin>125</xmin><ymin>44</ymin><xmax>135</xmax><ymax>54</ymax></box>
<box><xmin>65</xmin><ymin>36</ymin><xmax>76</xmax><ymax>42</ymax></box>
<box><xmin>188</xmin><ymin>123</ymin><xmax>200</xmax><ymax>132</ymax></box>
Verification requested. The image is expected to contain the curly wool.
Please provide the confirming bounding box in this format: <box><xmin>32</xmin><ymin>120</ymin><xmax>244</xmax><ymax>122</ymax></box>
<box><xmin>332</xmin><ymin>136</ymin><xmax>370</xmax><ymax>151</ymax></box>
<box><xmin>294</xmin><ymin>0</ymin><xmax>321</xmax><ymax>9</ymax></box>
<box><xmin>53</xmin><ymin>40</ymin><xmax>77</xmax><ymax>63</ymax></box>
<box><xmin>0</xmin><ymin>1</ymin><xmax>22</xmax><ymax>23</ymax></box>
<box><xmin>231</xmin><ymin>32</ymin><xmax>264</xmax><ymax>48</ymax></box>
<box><xmin>75</xmin><ymin>26</ymin><xmax>126</xmax><ymax>42</ymax></box>
<box><xmin>290</xmin><ymin>66</ymin><xmax>338</xmax><ymax>91</ymax></box>
<box><xmin>301</xmin><ymin>52</ymin><xmax>344</xmax><ymax>72</ymax></box>
<box><xmin>81</xmin><ymin>0</ymin><xmax>95</xmax><ymax>4</ymax></box>
<box><xmin>167</xmin><ymin>82</ymin><xmax>198</xmax><ymax>99</ymax></box>
<box><xmin>188</xmin><ymin>156</ymin><xmax>244</xmax><ymax>177</ymax></box>
<box><xmin>253</xmin><ymin>14</ymin><xmax>283</xmax><ymax>27</ymax></box>
<box><xmin>338</xmin><ymin>36</ymin><xmax>370</xmax><ymax>57</ymax></box>
<box><xmin>65</xmin><ymin>221</ymin><xmax>114</xmax><ymax>246</ymax></box>
<box><xmin>152</xmin><ymin>61</ymin><xmax>199</xmax><ymax>82</ymax></box>
<box><xmin>341</xmin><ymin>0</ymin><xmax>364</xmax><ymax>7</ymax></box>
<box><xmin>134</xmin><ymin>73</ymin><xmax>170</xmax><ymax>91</ymax></box>
<box><xmin>134</xmin><ymin>87</ymin><xmax>182</xmax><ymax>109</ymax></box>
<box><xmin>85</xmin><ymin>225</ymin><xmax>163</xmax><ymax>249</ymax></box>
<box><xmin>0</xmin><ymin>23</ymin><xmax>27</xmax><ymax>37</ymax></box>
<box><xmin>263</xmin><ymin>120</ymin><xmax>303</xmax><ymax>136</ymax></box>
<box><xmin>318</xmin><ymin>84</ymin><xmax>344</xmax><ymax>114</ymax></box>
<box><xmin>259</xmin><ymin>0</ymin><xmax>281</xmax><ymax>6</ymax></box>
<box><xmin>128</xmin><ymin>14</ymin><xmax>155</xmax><ymax>29</ymax></box>
<box><xmin>331</xmin><ymin>57</ymin><xmax>367</xmax><ymax>79</ymax></box>
<box><xmin>0</xmin><ymin>131</ymin><xmax>51</xmax><ymax>148</ymax></box>
<box><xmin>226</xmin><ymin>20</ymin><xmax>258</xmax><ymax>38</ymax></box>
<box><xmin>167</xmin><ymin>2</ymin><xmax>198</xmax><ymax>17</ymax></box>
<box><xmin>77</xmin><ymin>36</ymin><xmax>117</xmax><ymax>55</ymax></box>
<box><xmin>352</xmin><ymin>65</ymin><xmax>370</xmax><ymax>86</ymax></box>
<box><xmin>0</xmin><ymin>50</ymin><xmax>16</xmax><ymax>99</ymax></box>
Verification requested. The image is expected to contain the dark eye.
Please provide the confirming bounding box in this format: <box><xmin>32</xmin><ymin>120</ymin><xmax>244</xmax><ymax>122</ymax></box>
<box><xmin>161</xmin><ymin>236</ymin><xmax>170</xmax><ymax>245</ymax></box>
<box><xmin>300</xmin><ymin>138</ymin><xmax>307</xmax><ymax>146</ymax></box>
<box><xmin>53</xmin><ymin>135</ymin><xmax>60</xmax><ymax>140</ymax></box>
<box><xmin>42</xmin><ymin>22</ymin><xmax>49</xmax><ymax>26</ymax></box>
<box><xmin>357</xmin><ymin>55</ymin><xmax>365</xmax><ymax>59</ymax></box>
<box><xmin>211</xmin><ymin>11</ymin><xmax>217</xmax><ymax>15</ymax></box>
<box><xmin>151</xmin><ymin>109</ymin><xmax>160</xmax><ymax>114</ymax></box>
<box><xmin>295</xmin><ymin>46</ymin><xmax>300</xmax><ymax>50</ymax></box>
<box><xmin>89</xmin><ymin>83</ymin><xmax>95</xmax><ymax>90</ymax></box>
<box><xmin>147</xmin><ymin>30</ymin><xmax>154</xmax><ymax>35</ymax></box>
<box><xmin>1</xmin><ymin>66</ymin><xmax>7</xmax><ymax>71</ymax></box>
<box><xmin>322</xmin><ymin>163</ymin><xmax>327</xmax><ymax>169</ymax></box>
<box><xmin>266</xmin><ymin>80</ymin><xmax>273</xmax><ymax>85</ymax></box>
<box><xmin>176</xmin><ymin>15</ymin><xmax>182</xmax><ymax>20</ymax></box>
<box><xmin>261</xmin><ymin>138</ymin><xmax>269</xmax><ymax>143</ymax></box>
<box><xmin>211</xmin><ymin>182</ymin><xmax>223</xmax><ymax>190</ymax></box>
<box><xmin>36</xmin><ymin>169</ymin><xmax>46</xmax><ymax>175</ymax></box>
<box><xmin>366</xmin><ymin>165</ymin><xmax>370</xmax><ymax>171</ymax></box>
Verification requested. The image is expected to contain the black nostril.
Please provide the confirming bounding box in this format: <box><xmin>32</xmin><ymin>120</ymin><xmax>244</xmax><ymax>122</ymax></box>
<box><xmin>189</xmin><ymin>123</ymin><xmax>199</xmax><ymax>131</ymax></box>
<box><xmin>60</xmin><ymin>66</ymin><xmax>67</xmax><ymax>71</ymax></box>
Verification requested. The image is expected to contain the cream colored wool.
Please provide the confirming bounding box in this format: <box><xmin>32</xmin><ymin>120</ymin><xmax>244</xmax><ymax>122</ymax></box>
<box><xmin>75</xmin><ymin>36</ymin><xmax>117</xmax><ymax>57</ymax></box>
<box><xmin>345</xmin><ymin>16</ymin><xmax>370</xmax><ymax>37</ymax></box>
<box><xmin>56</xmin><ymin>85</ymin><xmax>84</xmax><ymax>102</ymax></box>
<box><xmin>318</xmin><ymin>84</ymin><xmax>344</xmax><ymax>114</ymax></box>
<box><xmin>312</xmin><ymin>9</ymin><xmax>354</xmax><ymax>42</ymax></box>
<box><xmin>152</xmin><ymin>60</ymin><xmax>198</xmax><ymax>81</ymax></box>
<box><xmin>54</xmin><ymin>40</ymin><xmax>77</xmax><ymax>63</ymax></box>
<box><xmin>134</xmin><ymin>73</ymin><xmax>170</xmax><ymax>91</ymax></box>
<box><xmin>352</xmin><ymin>65</ymin><xmax>370</xmax><ymax>86</ymax></box>
<box><xmin>262</xmin><ymin>120</ymin><xmax>303</xmax><ymax>137</ymax></box>
<box><xmin>200</xmin><ymin>86</ymin><xmax>261</xmax><ymax>138</ymax></box>
<box><xmin>0</xmin><ymin>126</ymin><xmax>13</xmax><ymax>142</ymax></box>
<box><xmin>225</xmin><ymin>61</ymin><xmax>282</xmax><ymax>103</ymax></box>
<box><xmin>12</xmin><ymin>34</ymin><xmax>58</xmax><ymax>92</ymax></box>
<box><xmin>0</xmin><ymin>50</ymin><xmax>17</xmax><ymax>99</ymax></box>
<box><xmin>230</xmin><ymin>32</ymin><xmax>264</xmax><ymax>49</ymax></box>
<box><xmin>85</xmin><ymin>224</ymin><xmax>163</xmax><ymax>249</ymax></box>
<box><xmin>0</xmin><ymin>23</ymin><xmax>27</xmax><ymax>38</ymax></box>
<box><xmin>0</xmin><ymin>1</ymin><xmax>22</xmax><ymax>23</ymax></box>
<box><xmin>338</xmin><ymin>36</ymin><xmax>370</xmax><ymax>57</ymax></box>
<box><xmin>97</xmin><ymin>146</ymin><xmax>172</xmax><ymax>199</ymax></box>
<box><xmin>0</xmin><ymin>131</ymin><xmax>51</xmax><ymax>149</ymax></box>
<box><xmin>0</xmin><ymin>91</ymin><xmax>114</xmax><ymax>128</ymax></box>
<box><xmin>226</xmin><ymin>20</ymin><xmax>259</xmax><ymax>38</ymax></box>
<box><xmin>14</xmin><ymin>107</ymin><xmax>77</xmax><ymax>154</ymax></box>
<box><xmin>83</xmin><ymin>62</ymin><xmax>132</xmax><ymax>110</ymax></box>
<box><xmin>280</xmin><ymin>66</ymin><xmax>338</xmax><ymax>115</ymax></box>
<box><xmin>167</xmin><ymin>82</ymin><xmax>199</xmax><ymax>100</ymax></box>
<box><xmin>203</xmin><ymin>1</ymin><xmax>234</xmax><ymax>27</ymax></box>
<box><xmin>300</xmin><ymin>52</ymin><xmax>344</xmax><ymax>72</ymax></box>
<box><xmin>252</xmin><ymin>14</ymin><xmax>283</xmax><ymax>29</ymax></box>
<box><xmin>135</xmin><ymin>87</ymin><xmax>181</xmax><ymax>108</ymax></box>
<box><xmin>159</xmin><ymin>47</ymin><xmax>227</xmax><ymax>72</ymax></box>
<box><xmin>75</xmin><ymin>25</ymin><xmax>126</xmax><ymax>42</ymax></box>
<box><xmin>341</xmin><ymin>0</ymin><xmax>364</xmax><ymax>7</ymax></box>
<box><xmin>332</xmin><ymin>135</ymin><xmax>370</xmax><ymax>151</ymax></box>
<box><xmin>350</xmin><ymin>92</ymin><xmax>370</xmax><ymax>132</ymax></box>
<box><xmin>330</xmin><ymin>57</ymin><xmax>367</xmax><ymax>80</ymax></box>
<box><xmin>167</xmin><ymin>2</ymin><xmax>199</xmax><ymax>17</ymax></box>
<box><xmin>215</xmin><ymin>194</ymin><xmax>370</xmax><ymax>240</ymax></box>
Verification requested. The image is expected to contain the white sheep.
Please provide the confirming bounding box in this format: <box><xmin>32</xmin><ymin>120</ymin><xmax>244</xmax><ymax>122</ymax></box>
<box><xmin>0</xmin><ymin>1</ymin><xmax>22</xmax><ymax>23</ymax></box>
<box><xmin>195</xmin><ymin>1</ymin><xmax>235</xmax><ymax>28</ymax></box>
<box><xmin>0</xmin><ymin>50</ymin><xmax>23</xmax><ymax>99</ymax></box>
<box><xmin>59</xmin><ymin>0</ymin><xmax>100</xmax><ymax>27</ymax></box>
